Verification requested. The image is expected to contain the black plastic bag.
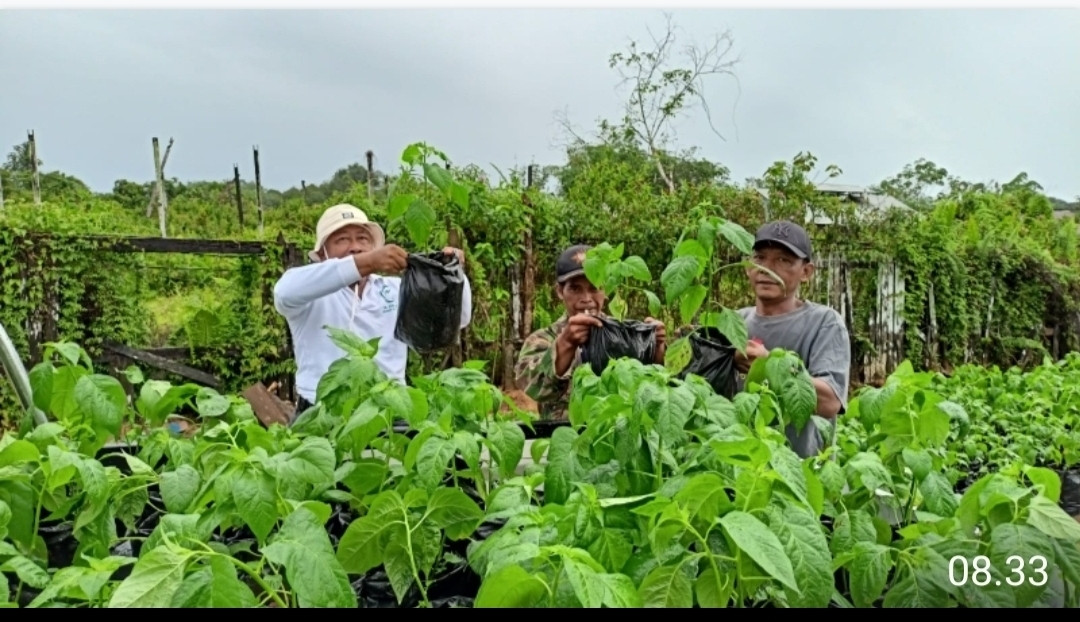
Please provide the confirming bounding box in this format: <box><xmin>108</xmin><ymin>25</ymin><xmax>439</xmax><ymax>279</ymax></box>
<box><xmin>678</xmin><ymin>326</ymin><xmax>738</xmax><ymax>399</ymax></box>
<box><xmin>394</xmin><ymin>251</ymin><xmax>465</xmax><ymax>351</ymax></box>
<box><xmin>581</xmin><ymin>316</ymin><xmax>658</xmax><ymax>376</ymax></box>
<box><xmin>1061</xmin><ymin>469</ymin><xmax>1080</xmax><ymax>517</ymax></box>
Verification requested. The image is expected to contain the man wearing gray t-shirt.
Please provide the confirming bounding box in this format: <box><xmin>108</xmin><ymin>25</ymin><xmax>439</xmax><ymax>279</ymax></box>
<box><xmin>735</xmin><ymin>220</ymin><xmax>851</xmax><ymax>459</ymax></box>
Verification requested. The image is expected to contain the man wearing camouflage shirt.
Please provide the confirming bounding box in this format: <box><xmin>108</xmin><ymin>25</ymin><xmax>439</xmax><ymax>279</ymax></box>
<box><xmin>515</xmin><ymin>244</ymin><xmax>667</xmax><ymax>421</ymax></box>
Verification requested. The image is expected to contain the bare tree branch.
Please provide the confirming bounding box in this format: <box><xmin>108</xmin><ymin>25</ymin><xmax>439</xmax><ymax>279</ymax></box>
<box><xmin>607</xmin><ymin>12</ymin><xmax>742</xmax><ymax>194</ymax></box>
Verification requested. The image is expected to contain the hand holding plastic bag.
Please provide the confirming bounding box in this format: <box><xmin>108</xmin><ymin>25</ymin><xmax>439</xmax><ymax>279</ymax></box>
<box><xmin>394</xmin><ymin>251</ymin><xmax>465</xmax><ymax>351</ymax></box>
<box><xmin>581</xmin><ymin>316</ymin><xmax>658</xmax><ymax>376</ymax></box>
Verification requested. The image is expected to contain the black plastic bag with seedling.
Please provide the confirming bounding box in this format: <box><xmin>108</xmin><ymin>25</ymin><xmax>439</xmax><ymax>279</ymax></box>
<box><xmin>581</xmin><ymin>315</ymin><xmax>658</xmax><ymax>376</ymax></box>
<box><xmin>394</xmin><ymin>251</ymin><xmax>465</xmax><ymax>351</ymax></box>
<box><xmin>678</xmin><ymin>326</ymin><xmax>739</xmax><ymax>399</ymax></box>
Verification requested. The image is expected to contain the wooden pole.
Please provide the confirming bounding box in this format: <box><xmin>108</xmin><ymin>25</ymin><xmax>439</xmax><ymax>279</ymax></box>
<box><xmin>28</xmin><ymin>130</ymin><xmax>40</xmax><ymax>206</ymax></box>
<box><xmin>253</xmin><ymin>145</ymin><xmax>264</xmax><ymax>236</ymax></box>
<box><xmin>365</xmin><ymin>150</ymin><xmax>374</xmax><ymax>202</ymax></box>
<box><xmin>152</xmin><ymin>137</ymin><xmax>168</xmax><ymax>238</ymax></box>
<box><xmin>146</xmin><ymin>138</ymin><xmax>173</xmax><ymax>218</ymax></box>
<box><xmin>233</xmin><ymin>165</ymin><xmax>244</xmax><ymax>228</ymax></box>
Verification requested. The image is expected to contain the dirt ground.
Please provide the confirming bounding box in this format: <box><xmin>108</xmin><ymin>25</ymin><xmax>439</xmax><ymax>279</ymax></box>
<box><xmin>502</xmin><ymin>388</ymin><xmax>538</xmax><ymax>413</ymax></box>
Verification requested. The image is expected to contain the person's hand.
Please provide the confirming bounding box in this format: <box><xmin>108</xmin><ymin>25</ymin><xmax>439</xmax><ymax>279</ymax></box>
<box><xmin>442</xmin><ymin>246</ymin><xmax>465</xmax><ymax>267</ymax></box>
<box><xmin>356</xmin><ymin>244</ymin><xmax>408</xmax><ymax>275</ymax></box>
<box><xmin>734</xmin><ymin>338</ymin><xmax>768</xmax><ymax>374</ymax></box>
<box><xmin>556</xmin><ymin>312</ymin><xmax>602</xmax><ymax>349</ymax></box>
<box><xmin>645</xmin><ymin>317</ymin><xmax>666</xmax><ymax>363</ymax></box>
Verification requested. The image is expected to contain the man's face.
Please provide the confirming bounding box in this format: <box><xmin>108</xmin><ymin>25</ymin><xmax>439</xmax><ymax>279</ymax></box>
<box><xmin>322</xmin><ymin>225</ymin><xmax>375</xmax><ymax>259</ymax></box>
<box><xmin>556</xmin><ymin>275</ymin><xmax>605</xmax><ymax>315</ymax></box>
<box><xmin>746</xmin><ymin>243</ymin><xmax>813</xmax><ymax>302</ymax></box>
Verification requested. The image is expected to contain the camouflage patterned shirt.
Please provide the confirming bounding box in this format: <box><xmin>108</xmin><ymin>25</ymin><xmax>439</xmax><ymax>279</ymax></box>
<box><xmin>514</xmin><ymin>313</ymin><xmax>583</xmax><ymax>422</ymax></box>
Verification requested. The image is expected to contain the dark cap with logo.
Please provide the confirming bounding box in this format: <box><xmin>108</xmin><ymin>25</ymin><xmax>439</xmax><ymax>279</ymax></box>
<box><xmin>556</xmin><ymin>244</ymin><xmax>592</xmax><ymax>284</ymax></box>
<box><xmin>754</xmin><ymin>220</ymin><xmax>813</xmax><ymax>261</ymax></box>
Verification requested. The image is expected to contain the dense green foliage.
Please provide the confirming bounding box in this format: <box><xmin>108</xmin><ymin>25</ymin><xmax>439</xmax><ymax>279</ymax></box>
<box><xmin>1</xmin><ymin>336</ymin><xmax>1078</xmax><ymax>608</ymax></box>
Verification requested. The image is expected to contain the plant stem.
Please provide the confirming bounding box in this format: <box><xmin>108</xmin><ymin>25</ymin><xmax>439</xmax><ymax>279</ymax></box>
<box><xmin>403</xmin><ymin>523</ymin><xmax>432</xmax><ymax>608</ymax></box>
<box><xmin>228</xmin><ymin>556</ymin><xmax>289</xmax><ymax>609</ymax></box>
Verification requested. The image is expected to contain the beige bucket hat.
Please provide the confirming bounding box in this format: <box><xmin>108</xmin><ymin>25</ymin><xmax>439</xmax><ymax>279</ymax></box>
<box><xmin>309</xmin><ymin>203</ymin><xmax>386</xmax><ymax>262</ymax></box>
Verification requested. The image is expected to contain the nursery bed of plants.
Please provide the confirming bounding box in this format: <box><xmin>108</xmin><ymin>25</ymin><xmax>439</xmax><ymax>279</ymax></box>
<box><xmin>3</xmin><ymin>333</ymin><xmax>1080</xmax><ymax>608</ymax></box>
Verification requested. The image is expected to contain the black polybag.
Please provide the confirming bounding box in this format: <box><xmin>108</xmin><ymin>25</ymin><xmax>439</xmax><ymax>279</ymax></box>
<box><xmin>1061</xmin><ymin>469</ymin><xmax>1080</xmax><ymax>517</ymax></box>
<box><xmin>678</xmin><ymin>326</ymin><xmax>738</xmax><ymax>399</ymax></box>
<box><xmin>581</xmin><ymin>316</ymin><xmax>658</xmax><ymax>376</ymax></box>
<box><xmin>394</xmin><ymin>251</ymin><xmax>465</xmax><ymax>351</ymax></box>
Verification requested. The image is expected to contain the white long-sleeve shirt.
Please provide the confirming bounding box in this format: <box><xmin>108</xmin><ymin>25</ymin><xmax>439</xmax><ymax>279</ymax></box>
<box><xmin>273</xmin><ymin>255</ymin><xmax>473</xmax><ymax>403</ymax></box>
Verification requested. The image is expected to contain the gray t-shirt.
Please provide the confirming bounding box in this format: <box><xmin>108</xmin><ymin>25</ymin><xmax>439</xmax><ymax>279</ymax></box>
<box><xmin>736</xmin><ymin>301</ymin><xmax>851</xmax><ymax>459</ymax></box>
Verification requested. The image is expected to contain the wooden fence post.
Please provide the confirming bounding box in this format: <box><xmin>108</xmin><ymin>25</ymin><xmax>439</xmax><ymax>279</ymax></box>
<box><xmin>233</xmin><ymin>165</ymin><xmax>244</xmax><ymax>228</ymax></box>
<box><xmin>28</xmin><ymin>130</ymin><xmax>41</xmax><ymax>206</ymax></box>
<box><xmin>253</xmin><ymin>146</ymin><xmax>264</xmax><ymax>237</ymax></box>
<box><xmin>152</xmin><ymin>137</ymin><xmax>168</xmax><ymax>238</ymax></box>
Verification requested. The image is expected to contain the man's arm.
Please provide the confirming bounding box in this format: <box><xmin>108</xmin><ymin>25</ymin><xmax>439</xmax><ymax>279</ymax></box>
<box><xmin>515</xmin><ymin>328</ymin><xmax>574</xmax><ymax>405</ymax></box>
<box><xmin>274</xmin><ymin>257</ymin><xmax>361</xmax><ymax>317</ymax></box>
<box><xmin>807</xmin><ymin>311</ymin><xmax>852</xmax><ymax>420</ymax></box>
<box><xmin>812</xmin><ymin>378</ymin><xmax>843</xmax><ymax>419</ymax></box>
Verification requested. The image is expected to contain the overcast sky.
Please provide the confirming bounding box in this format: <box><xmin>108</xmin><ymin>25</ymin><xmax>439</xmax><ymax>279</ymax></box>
<box><xmin>2</xmin><ymin>9</ymin><xmax>1078</xmax><ymax>200</ymax></box>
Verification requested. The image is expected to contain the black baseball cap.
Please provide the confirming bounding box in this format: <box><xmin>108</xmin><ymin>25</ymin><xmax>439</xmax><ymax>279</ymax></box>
<box><xmin>754</xmin><ymin>220</ymin><xmax>812</xmax><ymax>261</ymax></box>
<box><xmin>556</xmin><ymin>244</ymin><xmax>591</xmax><ymax>284</ymax></box>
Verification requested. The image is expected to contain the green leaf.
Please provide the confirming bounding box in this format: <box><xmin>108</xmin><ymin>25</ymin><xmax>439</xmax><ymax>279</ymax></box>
<box><xmin>718</xmin><ymin>510</ymin><xmax>799</xmax><ymax>592</ymax></box>
<box><xmin>0</xmin><ymin>554</ymin><xmax>50</xmax><ymax>589</ymax></box>
<box><xmin>0</xmin><ymin>439</ymin><xmax>39</xmax><ymax>467</ymax></box>
<box><xmin>638</xmin><ymin>563</ymin><xmax>694</xmax><ymax>608</ymax></box>
<box><xmin>600</xmin><ymin>573</ymin><xmax>643</xmax><ymax>607</ymax></box>
<box><xmin>160</xmin><ymin>464</ymin><xmax>201</xmax><ymax>514</ymax></box>
<box><xmin>415</xmin><ymin>435</ymin><xmax>456</xmax><ymax>492</ymax></box>
<box><xmin>388</xmin><ymin>193</ymin><xmax>417</xmax><ymax>220</ymax></box>
<box><xmin>426</xmin><ymin>487</ymin><xmax>483</xmax><ymax>540</ymax></box>
<box><xmin>918</xmin><ymin>471</ymin><xmax>959</xmax><ymax>517</ymax></box>
<box><xmin>713</xmin><ymin>308</ymin><xmax>749</xmax><ymax>354</ymax></box>
<box><xmin>988</xmin><ymin>522</ymin><xmax>1056</xmax><ymax>607</ymax></box>
<box><xmin>716</xmin><ymin>219</ymin><xmax>755</xmax><ymax>255</ymax></box>
<box><xmin>847</xmin><ymin>541</ymin><xmax>893</xmax><ymax>608</ymax></box>
<box><xmin>195</xmin><ymin>387</ymin><xmax>230</xmax><ymax>418</ymax></box>
<box><xmin>423</xmin><ymin>162</ymin><xmax>453</xmax><ymax>194</ymax></box>
<box><xmin>449</xmin><ymin>182</ymin><xmax>470</xmax><ymax>211</ymax></box>
<box><xmin>262</xmin><ymin>507</ymin><xmax>357</xmax><ymax>608</ymax></box>
<box><xmin>679</xmin><ymin>284</ymin><xmax>708</xmax><ymax>326</ymax></box>
<box><xmin>544</xmin><ymin>426</ymin><xmax>585</xmax><ymax>506</ymax></box>
<box><xmin>402</xmin><ymin>197</ymin><xmax>437</xmax><ymax>248</ymax></box>
<box><xmin>337</xmin><ymin>490</ymin><xmax>405</xmax><ymax>575</ymax></box>
<box><xmin>233</xmin><ymin>465</ymin><xmax>278</xmax><ymax>543</ymax></box>
<box><xmin>107</xmin><ymin>543</ymin><xmax>194</xmax><ymax>608</ymax></box>
<box><xmin>663</xmin><ymin>336</ymin><xmax>692</xmax><ymax>374</ymax></box>
<box><xmin>622</xmin><ymin>255</ymin><xmax>652</xmax><ymax>282</ymax></box>
<box><xmin>758</xmin><ymin>349</ymin><xmax>816</xmax><ymax>433</ymax></box>
<box><xmin>170</xmin><ymin>556</ymin><xmax>258</xmax><ymax>608</ymax></box>
<box><xmin>562</xmin><ymin>554</ymin><xmax>605</xmax><ymax>608</ymax></box>
<box><xmin>902</xmin><ymin>447</ymin><xmax>932</xmax><ymax>482</ymax></box>
<box><xmin>674</xmin><ymin>472</ymin><xmax>734</xmax><ymax>526</ymax></box>
<box><xmin>74</xmin><ymin>373</ymin><xmax>126</xmax><ymax>437</ymax></box>
<box><xmin>486</xmin><ymin>420</ymin><xmax>526</xmax><ymax>479</ymax></box>
<box><xmin>1025</xmin><ymin>494</ymin><xmax>1080</xmax><ymax>542</ymax></box>
<box><xmin>767</xmin><ymin>502</ymin><xmax>832</xmax><ymax>607</ymax></box>
<box><xmin>475</xmin><ymin>564</ymin><xmax>547</xmax><ymax>607</ymax></box>
<box><xmin>660</xmin><ymin>255</ymin><xmax>703</xmax><ymax>304</ymax></box>
<box><xmin>674</xmin><ymin>238</ymin><xmax>709</xmax><ymax>261</ymax></box>
<box><xmin>695</xmin><ymin>563</ymin><xmax>733</xmax><ymax>607</ymax></box>
<box><xmin>643</xmin><ymin>289</ymin><xmax>662</xmax><ymax>318</ymax></box>
<box><xmin>880</xmin><ymin>547</ymin><xmax>952</xmax><ymax>607</ymax></box>
<box><xmin>1024</xmin><ymin>466</ymin><xmax>1062</xmax><ymax>503</ymax></box>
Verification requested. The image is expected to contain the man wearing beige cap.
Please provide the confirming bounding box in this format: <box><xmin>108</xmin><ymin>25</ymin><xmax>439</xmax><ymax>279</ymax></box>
<box><xmin>273</xmin><ymin>203</ymin><xmax>472</xmax><ymax>416</ymax></box>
